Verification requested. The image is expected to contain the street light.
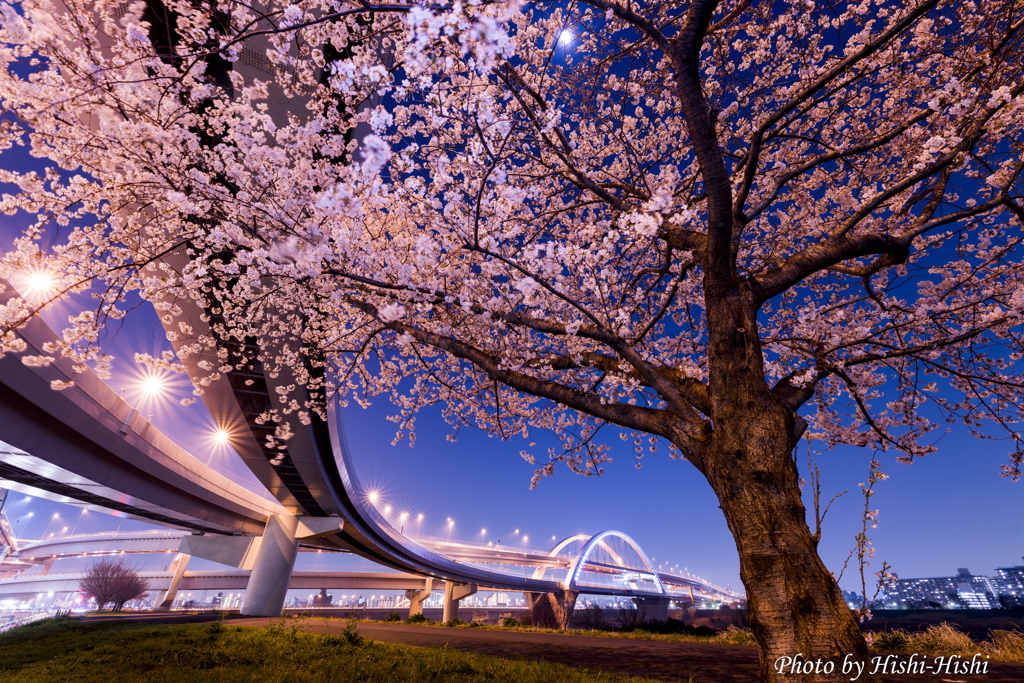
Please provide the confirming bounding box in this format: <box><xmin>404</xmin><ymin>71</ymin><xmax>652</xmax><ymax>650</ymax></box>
<box><xmin>417</xmin><ymin>514</ymin><xmax>423</xmax><ymax>539</ymax></box>
<box><xmin>24</xmin><ymin>268</ymin><xmax>56</xmax><ymax>298</ymax></box>
<box><xmin>400</xmin><ymin>512</ymin><xmax>408</xmax><ymax>535</ymax></box>
<box><xmin>480</xmin><ymin>528</ymin><xmax>486</xmax><ymax>544</ymax></box>
<box><xmin>42</xmin><ymin>513</ymin><xmax>59</xmax><ymax>540</ymax></box>
<box><xmin>142</xmin><ymin>375</ymin><xmax>164</xmax><ymax>396</ymax></box>
<box><xmin>69</xmin><ymin>509</ymin><xmax>87</xmax><ymax>536</ymax></box>
<box><xmin>16</xmin><ymin>512</ymin><xmax>34</xmax><ymax>538</ymax></box>
<box><xmin>447</xmin><ymin>518</ymin><xmax>453</xmax><ymax>542</ymax></box>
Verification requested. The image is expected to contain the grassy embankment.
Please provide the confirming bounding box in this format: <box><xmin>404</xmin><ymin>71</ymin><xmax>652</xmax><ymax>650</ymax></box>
<box><xmin>0</xmin><ymin>616</ymin><xmax>663</xmax><ymax>683</ymax></box>
<box><xmin>439</xmin><ymin>619</ymin><xmax>1024</xmax><ymax>662</ymax></box>
<box><xmin>315</xmin><ymin>613</ymin><xmax>1024</xmax><ymax>660</ymax></box>
<box><xmin>352</xmin><ymin>613</ymin><xmax>759</xmax><ymax>645</ymax></box>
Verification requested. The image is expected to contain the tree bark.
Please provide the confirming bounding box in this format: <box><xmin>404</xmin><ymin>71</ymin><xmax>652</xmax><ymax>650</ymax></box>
<box><xmin>693</xmin><ymin>393</ymin><xmax>871</xmax><ymax>681</ymax></box>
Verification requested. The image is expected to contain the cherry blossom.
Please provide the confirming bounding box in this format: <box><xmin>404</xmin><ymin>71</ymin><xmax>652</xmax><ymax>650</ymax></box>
<box><xmin>1</xmin><ymin>0</ymin><xmax>1023</xmax><ymax>679</ymax></box>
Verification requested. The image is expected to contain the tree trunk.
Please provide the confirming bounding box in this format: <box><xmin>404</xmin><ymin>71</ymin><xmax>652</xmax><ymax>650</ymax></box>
<box><xmin>696</xmin><ymin>407</ymin><xmax>871</xmax><ymax>682</ymax></box>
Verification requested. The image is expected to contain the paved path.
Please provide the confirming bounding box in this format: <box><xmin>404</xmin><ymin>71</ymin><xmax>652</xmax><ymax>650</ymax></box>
<box><xmin>78</xmin><ymin>614</ymin><xmax>1024</xmax><ymax>683</ymax></box>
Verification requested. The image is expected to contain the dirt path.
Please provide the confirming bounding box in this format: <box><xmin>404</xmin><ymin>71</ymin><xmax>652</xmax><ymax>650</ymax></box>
<box><xmin>79</xmin><ymin>614</ymin><xmax>1024</xmax><ymax>683</ymax></box>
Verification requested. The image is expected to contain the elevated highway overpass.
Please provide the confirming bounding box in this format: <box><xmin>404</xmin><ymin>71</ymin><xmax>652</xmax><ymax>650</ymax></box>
<box><xmin>0</xmin><ymin>278</ymin><xmax>742</xmax><ymax>626</ymax></box>
<box><xmin>0</xmin><ymin>530</ymin><xmax>739</xmax><ymax>618</ymax></box>
<box><xmin>0</xmin><ymin>280</ymin><xmax>291</xmax><ymax>536</ymax></box>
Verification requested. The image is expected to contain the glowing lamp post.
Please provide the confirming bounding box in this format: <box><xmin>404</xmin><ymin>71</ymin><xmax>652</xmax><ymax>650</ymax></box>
<box><xmin>16</xmin><ymin>512</ymin><xmax>34</xmax><ymax>537</ymax></box>
<box><xmin>41</xmin><ymin>513</ymin><xmax>59</xmax><ymax>540</ymax></box>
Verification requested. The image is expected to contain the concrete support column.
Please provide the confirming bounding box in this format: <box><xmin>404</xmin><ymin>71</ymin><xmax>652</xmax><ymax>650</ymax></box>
<box><xmin>526</xmin><ymin>590</ymin><xmax>579</xmax><ymax>629</ymax></box>
<box><xmin>39</xmin><ymin>560</ymin><xmax>54</xmax><ymax>576</ymax></box>
<box><xmin>442</xmin><ymin>581</ymin><xmax>476</xmax><ymax>623</ymax></box>
<box><xmin>404</xmin><ymin>577</ymin><xmax>433</xmax><ymax>617</ymax></box>
<box><xmin>157</xmin><ymin>553</ymin><xmax>191</xmax><ymax>610</ymax></box>
<box><xmin>240</xmin><ymin>514</ymin><xmax>299</xmax><ymax>616</ymax></box>
<box><xmin>632</xmin><ymin>596</ymin><xmax>671</xmax><ymax>622</ymax></box>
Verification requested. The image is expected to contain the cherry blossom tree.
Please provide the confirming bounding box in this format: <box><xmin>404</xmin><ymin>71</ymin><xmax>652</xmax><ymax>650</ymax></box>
<box><xmin>2</xmin><ymin>0</ymin><xmax>1024</xmax><ymax>679</ymax></box>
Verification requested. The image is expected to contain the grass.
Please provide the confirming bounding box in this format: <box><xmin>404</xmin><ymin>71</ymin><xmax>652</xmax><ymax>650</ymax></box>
<box><xmin>331</xmin><ymin>613</ymin><xmax>1024</xmax><ymax>661</ymax></box>
<box><xmin>0</xmin><ymin>616</ymin><xmax>666</xmax><ymax>683</ymax></box>
<box><xmin>870</xmin><ymin>622</ymin><xmax>1024</xmax><ymax>663</ymax></box>
<box><xmin>317</xmin><ymin>614</ymin><xmax>759</xmax><ymax>646</ymax></box>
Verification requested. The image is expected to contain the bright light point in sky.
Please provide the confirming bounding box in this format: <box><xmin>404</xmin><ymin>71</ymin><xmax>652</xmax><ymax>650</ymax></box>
<box><xmin>22</xmin><ymin>269</ymin><xmax>56</xmax><ymax>298</ymax></box>
<box><xmin>558</xmin><ymin>30</ymin><xmax>573</xmax><ymax>45</ymax></box>
<box><xmin>214</xmin><ymin>429</ymin><xmax>229</xmax><ymax>444</ymax></box>
<box><xmin>368</xmin><ymin>491</ymin><xmax>379</xmax><ymax>504</ymax></box>
<box><xmin>142</xmin><ymin>376</ymin><xmax>164</xmax><ymax>395</ymax></box>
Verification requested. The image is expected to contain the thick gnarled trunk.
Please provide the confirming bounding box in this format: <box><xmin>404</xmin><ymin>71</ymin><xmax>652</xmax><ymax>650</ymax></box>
<box><xmin>692</xmin><ymin>404</ymin><xmax>871</xmax><ymax>682</ymax></box>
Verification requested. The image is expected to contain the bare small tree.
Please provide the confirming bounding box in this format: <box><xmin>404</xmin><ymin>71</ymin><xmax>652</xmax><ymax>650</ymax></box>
<box><xmin>78</xmin><ymin>558</ymin><xmax>149</xmax><ymax>613</ymax></box>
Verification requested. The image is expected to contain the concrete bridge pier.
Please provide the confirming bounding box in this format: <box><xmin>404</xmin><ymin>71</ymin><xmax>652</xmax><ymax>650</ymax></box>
<box><xmin>526</xmin><ymin>590</ymin><xmax>578</xmax><ymax>629</ymax></box>
<box><xmin>404</xmin><ymin>577</ymin><xmax>433</xmax><ymax>616</ymax></box>
<box><xmin>155</xmin><ymin>552</ymin><xmax>190</xmax><ymax>610</ymax></box>
<box><xmin>240</xmin><ymin>514</ymin><xmax>299</xmax><ymax>616</ymax></box>
<box><xmin>442</xmin><ymin>581</ymin><xmax>477</xmax><ymax>623</ymax></box>
<box><xmin>632</xmin><ymin>596</ymin><xmax>671</xmax><ymax>622</ymax></box>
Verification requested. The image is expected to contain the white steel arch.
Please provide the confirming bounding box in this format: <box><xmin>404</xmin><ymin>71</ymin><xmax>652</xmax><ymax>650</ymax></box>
<box><xmin>564</xmin><ymin>530</ymin><xmax>666</xmax><ymax>595</ymax></box>
<box><xmin>530</xmin><ymin>534</ymin><xmax>590</xmax><ymax>580</ymax></box>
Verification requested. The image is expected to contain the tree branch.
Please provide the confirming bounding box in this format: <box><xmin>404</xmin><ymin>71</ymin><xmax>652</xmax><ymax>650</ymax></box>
<box><xmin>671</xmin><ymin>0</ymin><xmax>734</xmax><ymax>282</ymax></box>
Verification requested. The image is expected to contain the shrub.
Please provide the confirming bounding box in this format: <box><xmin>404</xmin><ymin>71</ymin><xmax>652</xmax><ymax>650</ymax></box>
<box><xmin>404</xmin><ymin>613</ymin><xmax>430</xmax><ymax>624</ymax></box>
<box><xmin>715</xmin><ymin>625</ymin><xmax>756</xmax><ymax>645</ymax></box>
<box><xmin>615</xmin><ymin>607</ymin><xmax>643</xmax><ymax>632</ymax></box>
<box><xmin>572</xmin><ymin>605</ymin><xmax>604</xmax><ymax>631</ymax></box>
<box><xmin>384</xmin><ymin>612</ymin><xmax>401</xmax><ymax>623</ymax></box>
<box><xmin>872</xmin><ymin>629</ymin><xmax>912</xmax><ymax>653</ymax></box>
<box><xmin>442</xmin><ymin>619</ymin><xmax>464</xmax><ymax>627</ymax></box>
<box><xmin>986</xmin><ymin>629</ymin><xmax>1024</xmax><ymax>662</ymax></box>
<box><xmin>501</xmin><ymin>616</ymin><xmax>520</xmax><ymax>628</ymax></box>
<box><xmin>341</xmin><ymin>620</ymin><xmax>364</xmax><ymax>646</ymax></box>
<box><xmin>916</xmin><ymin>623</ymin><xmax>976</xmax><ymax>654</ymax></box>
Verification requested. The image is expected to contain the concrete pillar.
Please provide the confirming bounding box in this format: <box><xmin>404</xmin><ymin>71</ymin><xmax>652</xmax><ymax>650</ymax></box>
<box><xmin>442</xmin><ymin>581</ymin><xmax>476</xmax><ymax>623</ymax></box>
<box><xmin>39</xmin><ymin>560</ymin><xmax>54</xmax><ymax>576</ymax></box>
<box><xmin>526</xmin><ymin>590</ymin><xmax>579</xmax><ymax>629</ymax></box>
<box><xmin>240</xmin><ymin>514</ymin><xmax>299</xmax><ymax>616</ymax></box>
<box><xmin>404</xmin><ymin>577</ymin><xmax>433</xmax><ymax>617</ymax></box>
<box><xmin>632</xmin><ymin>596</ymin><xmax>671</xmax><ymax>622</ymax></box>
<box><xmin>157</xmin><ymin>553</ymin><xmax>190</xmax><ymax>610</ymax></box>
